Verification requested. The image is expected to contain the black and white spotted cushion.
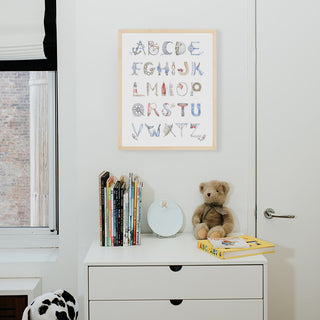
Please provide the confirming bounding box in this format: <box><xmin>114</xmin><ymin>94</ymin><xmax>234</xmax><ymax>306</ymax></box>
<box><xmin>22</xmin><ymin>289</ymin><xmax>79</xmax><ymax>320</ymax></box>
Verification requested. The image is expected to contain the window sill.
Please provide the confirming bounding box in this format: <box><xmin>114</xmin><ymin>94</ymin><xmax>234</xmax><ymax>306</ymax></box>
<box><xmin>0</xmin><ymin>230</ymin><xmax>59</xmax><ymax>249</ymax></box>
<box><xmin>0</xmin><ymin>247</ymin><xmax>59</xmax><ymax>263</ymax></box>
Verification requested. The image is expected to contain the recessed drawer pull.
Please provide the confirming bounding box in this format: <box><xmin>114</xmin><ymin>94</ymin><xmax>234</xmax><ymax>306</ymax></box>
<box><xmin>169</xmin><ymin>265</ymin><xmax>182</xmax><ymax>272</ymax></box>
<box><xmin>170</xmin><ymin>299</ymin><xmax>183</xmax><ymax>306</ymax></box>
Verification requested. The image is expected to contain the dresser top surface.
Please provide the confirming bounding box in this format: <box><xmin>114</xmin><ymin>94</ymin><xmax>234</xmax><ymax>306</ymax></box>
<box><xmin>84</xmin><ymin>233</ymin><xmax>268</xmax><ymax>266</ymax></box>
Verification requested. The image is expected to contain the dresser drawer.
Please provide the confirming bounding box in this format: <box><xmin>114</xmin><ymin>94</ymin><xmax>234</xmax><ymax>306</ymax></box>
<box><xmin>90</xmin><ymin>300</ymin><xmax>263</xmax><ymax>320</ymax></box>
<box><xmin>89</xmin><ymin>265</ymin><xmax>262</xmax><ymax>300</ymax></box>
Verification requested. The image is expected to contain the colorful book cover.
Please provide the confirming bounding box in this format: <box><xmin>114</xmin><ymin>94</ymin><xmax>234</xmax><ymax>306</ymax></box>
<box><xmin>209</xmin><ymin>237</ymin><xmax>250</xmax><ymax>248</ymax></box>
<box><xmin>197</xmin><ymin>235</ymin><xmax>275</xmax><ymax>259</ymax></box>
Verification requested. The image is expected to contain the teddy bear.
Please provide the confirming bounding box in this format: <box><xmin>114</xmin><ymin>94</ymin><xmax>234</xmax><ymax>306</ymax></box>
<box><xmin>192</xmin><ymin>180</ymin><xmax>234</xmax><ymax>239</ymax></box>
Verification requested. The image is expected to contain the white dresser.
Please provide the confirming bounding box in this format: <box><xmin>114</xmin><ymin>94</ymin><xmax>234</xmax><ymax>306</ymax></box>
<box><xmin>84</xmin><ymin>233</ymin><xmax>268</xmax><ymax>320</ymax></box>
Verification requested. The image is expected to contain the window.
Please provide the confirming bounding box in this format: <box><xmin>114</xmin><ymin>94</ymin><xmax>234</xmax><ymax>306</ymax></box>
<box><xmin>0</xmin><ymin>70</ymin><xmax>58</xmax><ymax>248</ymax></box>
<box><xmin>0</xmin><ymin>0</ymin><xmax>57</xmax><ymax>248</ymax></box>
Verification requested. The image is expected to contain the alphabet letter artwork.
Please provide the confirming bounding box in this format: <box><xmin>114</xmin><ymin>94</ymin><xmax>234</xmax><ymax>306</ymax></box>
<box><xmin>119</xmin><ymin>30</ymin><xmax>217</xmax><ymax>149</ymax></box>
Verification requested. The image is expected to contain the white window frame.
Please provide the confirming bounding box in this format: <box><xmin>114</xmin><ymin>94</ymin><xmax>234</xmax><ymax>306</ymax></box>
<box><xmin>0</xmin><ymin>71</ymin><xmax>58</xmax><ymax>248</ymax></box>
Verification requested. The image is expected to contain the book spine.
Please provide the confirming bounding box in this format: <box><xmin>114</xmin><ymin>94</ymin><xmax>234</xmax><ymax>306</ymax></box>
<box><xmin>113</xmin><ymin>185</ymin><xmax>119</xmax><ymax>246</ymax></box>
<box><xmin>111</xmin><ymin>187</ymin><xmax>114</xmax><ymax>246</ymax></box>
<box><xmin>122</xmin><ymin>191</ymin><xmax>126</xmax><ymax>246</ymax></box>
<box><xmin>98</xmin><ymin>172</ymin><xmax>104</xmax><ymax>246</ymax></box>
<box><xmin>119</xmin><ymin>185</ymin><xmax>124</xmax><ymax>246</ymax></box>
<box><xmin>99</xmin><ymin>171</ymin><xmax>109</xmax><ymax>246</ymax></box>
<box><xmin>128</xmin><ymin>173</ymin><xmax>132</xmax><ymax>246</ymax></box>
<box><xmin>133</xmin><ymin>179</ymin><xmax>138</xmax><ymax>245</ymax></box>
<box><xmin>123</xmin><ymin>191</ymin><xmax>128</xmax><ymax>246</ymax></box>
<box><xmin>108</xmin><ymin>185</ymin><xmax>112</xmax><ymax>246</ymax></box>
<box><xmin>104</xmin><ymin>186</ymin><xmax>108</xmax><ymax>246</ymax></box>
<box><xmin>136</xmin><ymin>183</ymin><xmax>140</xmax><ymax>245</ymax></box>
<box><xmin>130</xmin><ymin>175</ymin><xmax>134</xmax><ymax>245</ymax></box>
<box><xmin>137</xmin><ymin>182</ymin><xmax>143</xmax><ymax>245</ymax></box>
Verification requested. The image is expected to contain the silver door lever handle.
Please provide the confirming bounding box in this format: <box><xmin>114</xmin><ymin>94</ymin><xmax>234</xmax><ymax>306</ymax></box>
<box><xmin>264</xmin><ymin>208</ymin><xmax>295</xmax><ymax>219</ymax></box>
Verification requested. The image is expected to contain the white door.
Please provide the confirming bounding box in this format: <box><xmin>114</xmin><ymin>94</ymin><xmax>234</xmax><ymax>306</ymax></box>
<box><xmin>257</xmin><ymin>1</ymin><xmax>320</xmax><ymax>319</ymax></box>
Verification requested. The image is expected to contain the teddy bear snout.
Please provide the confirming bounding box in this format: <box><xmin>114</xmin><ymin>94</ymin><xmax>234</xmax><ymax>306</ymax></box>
<box><xmin>207</xmin><ymin>193</ymin><xmax>211</xmax><ymax>197</ymax></box>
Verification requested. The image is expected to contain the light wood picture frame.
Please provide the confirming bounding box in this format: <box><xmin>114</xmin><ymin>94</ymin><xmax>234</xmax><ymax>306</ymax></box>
<box><xmin>118</xmin><ymin>29</ymin><xmax>216</xmax><ymax>150</ymax></box>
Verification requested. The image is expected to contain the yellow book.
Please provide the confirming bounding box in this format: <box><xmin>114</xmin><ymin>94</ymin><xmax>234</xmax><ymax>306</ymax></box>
<box><xmin>197</xmin><ymin>235</ymin><xmax>275</xmax><ymax>259</ymax></box>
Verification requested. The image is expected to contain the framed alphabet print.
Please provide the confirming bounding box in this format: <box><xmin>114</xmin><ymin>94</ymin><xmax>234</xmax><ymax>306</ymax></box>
<box><xmin>118</xmin><ymin>29</ymin><xmax>216</xmax><ymax>150</ymax></box>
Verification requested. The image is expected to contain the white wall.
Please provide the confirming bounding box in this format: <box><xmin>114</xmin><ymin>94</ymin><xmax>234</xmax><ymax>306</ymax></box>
<box><xmin>0</xmin><ymin>1</ymin><xmax>255</xmax><ymax>319</ymax></box>
<box><xmin>75</xmin><ymin>0</ymin><xmax>255</xmax><ymax>314</ymax></box>
<box><xmin>75</xmin><ymin>0</ymin><xmax>255</xmax><ymax>234</ymax></box>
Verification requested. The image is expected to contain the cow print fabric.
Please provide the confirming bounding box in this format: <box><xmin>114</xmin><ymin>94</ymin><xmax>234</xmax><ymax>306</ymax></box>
<box><xmin>22</xmin><ymin>290</ymin><xmax>79</xmax><ymax>320</ymax></box>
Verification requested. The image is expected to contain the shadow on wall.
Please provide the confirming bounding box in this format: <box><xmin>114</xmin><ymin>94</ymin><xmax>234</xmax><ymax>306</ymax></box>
<box><xmin>140</xmin><ymin>179</ymin><xmax>154</xmax><ymax>233</ymax></box>
<box><xmin>226</xmin><ymin>183</ymin><xmax>241</xmax><ymax>234</ymax></box>
<box><xmin>267</xmin><ymin>245</ymin><xmax>295</xmax><ymax>320</ymax></box>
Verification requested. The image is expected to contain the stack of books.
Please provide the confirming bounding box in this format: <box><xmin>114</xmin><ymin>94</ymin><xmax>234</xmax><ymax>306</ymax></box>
<box><xmin>99</xmin><ymin>171</ymin><xmax>143</xmax><ymax>247</ymax></box>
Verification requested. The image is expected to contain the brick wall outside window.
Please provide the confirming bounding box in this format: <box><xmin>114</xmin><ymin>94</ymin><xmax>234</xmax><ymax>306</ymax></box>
<box><xmin>0</xmin><ymin>72</ymin><xmax>30</xmax><ymax>227</ymax></box>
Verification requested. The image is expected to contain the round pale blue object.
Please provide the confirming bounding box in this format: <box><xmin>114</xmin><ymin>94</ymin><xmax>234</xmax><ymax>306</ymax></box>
<box><xmin>147</xmin><ymin>200</ymin><xmax>183</xmax><ymax>237</ymax></box>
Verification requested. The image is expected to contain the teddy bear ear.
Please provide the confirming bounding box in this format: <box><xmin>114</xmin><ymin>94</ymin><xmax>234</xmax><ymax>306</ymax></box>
<box><xmin>220</xmin><ymin>182</ymin><xmax>230</xmax><ymax>194</ymax></box>
<box><xmin>199</xmin><ymin>183</ymin><xmax>205</xmax><ymax>193</ymax></box>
